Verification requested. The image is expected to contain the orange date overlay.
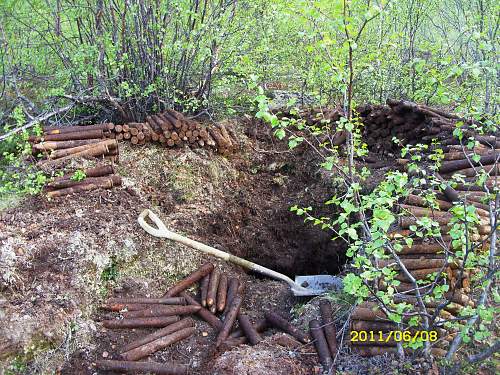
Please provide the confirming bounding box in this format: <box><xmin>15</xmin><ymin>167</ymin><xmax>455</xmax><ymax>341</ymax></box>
<box><xmin>350</xmin><ymin>330</ymin><xmax>438</xmax><ymax>343</ymax></box>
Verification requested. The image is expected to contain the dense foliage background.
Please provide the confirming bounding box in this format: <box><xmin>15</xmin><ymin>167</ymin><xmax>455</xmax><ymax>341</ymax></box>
<box><xmin>0</xmin><ymin>0</ymin><xmax>498</xmax><ymax>126</ymax></box>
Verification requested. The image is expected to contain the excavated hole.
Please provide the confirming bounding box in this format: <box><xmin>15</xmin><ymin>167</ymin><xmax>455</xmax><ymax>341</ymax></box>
<box><xmin>196</xmin><ymin>138</ymin><xmax>348</xmax><ymax>278</ymax></box>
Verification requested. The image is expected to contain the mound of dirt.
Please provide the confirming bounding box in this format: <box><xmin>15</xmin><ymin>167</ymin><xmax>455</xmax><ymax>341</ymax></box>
<box><xmin>210</xmin><ymin>334</ymin><xmax>314</xmax><ymax>375</ymax></box>
<box><xmin>0</xmin><ymin>117</ymin><xmax>348</xmax><ymax>374</ymax></box>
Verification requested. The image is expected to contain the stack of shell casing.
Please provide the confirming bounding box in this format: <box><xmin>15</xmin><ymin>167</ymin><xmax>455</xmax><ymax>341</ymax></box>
<box><xmin>357</xmin><ymin>99</ymin><xmax>500</xmax><ymax>154</ymax></box>
<box><xmin>109</xmin><ymin>110</ymin><xmax>237</xmax><ymax>154</ymax></box>
<box><xmin>349</xmin><ymin>151</ymin><xmax>499</xmax><ymax>357</ymax></box>
<box><xmin>438</xmin><ymin>147</ymin><xmax>500</xmax><ymax>186</ymax></box>
<box><xmin>96</xmin><ymin>262</ymin><xmax>335</xmax><ymax>372</ymax></box>
<box><xmin>30</xmin><ymin>123</ymin><xmax>119</xmax><ymax>164</ymax></box>
<box><xmin>44</xmin><ymin>165</ymin><xmax>122</xmax><ymax>198</ymax></box>
<box><xmin>275</xmin><ymin>107</ymin><xmax>348</xmax><ymax>146</ymax></box>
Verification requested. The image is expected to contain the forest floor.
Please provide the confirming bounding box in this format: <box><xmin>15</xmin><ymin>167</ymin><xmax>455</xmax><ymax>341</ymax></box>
<box><xmin>1</xmin><ymin>117</ymin><xmax>438</xmax><ymax>374</ymax></box>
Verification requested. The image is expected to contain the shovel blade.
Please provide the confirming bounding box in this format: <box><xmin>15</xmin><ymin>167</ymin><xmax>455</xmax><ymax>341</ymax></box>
<box><xmin>292</xmin><ymin>275</ymin><xmax>343</xmax><ymax>296</ymax></box>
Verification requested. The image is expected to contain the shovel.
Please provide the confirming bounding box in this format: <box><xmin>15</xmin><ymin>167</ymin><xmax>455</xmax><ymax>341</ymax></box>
<box><xmin>138</xmin><ymin>209</ymin><xmax>342</xmax><ymax>297</ymax></box>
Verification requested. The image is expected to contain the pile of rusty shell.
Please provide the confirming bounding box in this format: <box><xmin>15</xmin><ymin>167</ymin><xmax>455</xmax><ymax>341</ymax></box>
<box><xmin>121</xmin><ymin>305</ymin><xmax>200</xmax><ymax>319</ymax></box>
<box><xmin>164</xmin><ymin>263</ymin><xmax>214</xmax><ymax>298</ymax></box>
<box><xmin>264</xmin><ymin>311</ymin><xmax>310</xmax><ymax>344</ymax></box>
<box><xmin>113</xmin><ymin>109</ymin><xmax>220</xmax><ymax>150</ymax></box>
<box><xmin>120</xmin><ymin>318</ymin><xmax>194</xmax><ymax>354</ymax></box>
<box><xmin>121</xmin><ymin>326</ymin><xmax>196</xmax><ymax>361</ymax></box>
<box><xmin>46</xmin><ymin>175</ymin><xmax>122</xmax><ymax>198</ymax></box>
<box><xmin>357</xmin><ymin>98</ymin><xmax>498</xmax><ymax>155</ymax></box>
<box><xmin>96</xmin><ymin>360</ymin><xmax>188</xmax><ymax>375</ymax></box>
<box><xmin>180</xmin><ymin>292</ymin><xmax>223</xmax><ymax>330</ymax></box>
<box><xmin>102</xmin><ymin>316</ymin><xmax>179</xmax><ymax>329</ymax></box>
<box><xmin>40</xmin><ymin>139</ymin><xmax>118</xmax><ymax>167</ymax></box>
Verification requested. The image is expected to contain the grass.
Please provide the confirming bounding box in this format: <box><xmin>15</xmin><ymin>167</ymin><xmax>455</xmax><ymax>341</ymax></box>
<box><xmin>167</xmin><ymin>160</ymin><xmax>200</xmax><ymax>202</ymax></box>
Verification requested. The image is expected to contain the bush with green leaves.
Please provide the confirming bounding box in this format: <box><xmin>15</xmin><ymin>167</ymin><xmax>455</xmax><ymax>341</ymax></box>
<box><xmin>256</xmin><ymin>82</ymin><xmax>498</xmax><ymax>362</ymax></box>
<box><xmin>0</xmin><ymin>107</ymin><xmax>47</xmax><ymax>200</ymax></box>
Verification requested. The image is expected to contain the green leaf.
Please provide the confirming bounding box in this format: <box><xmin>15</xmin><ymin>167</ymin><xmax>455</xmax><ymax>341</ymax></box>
<box><xmin>274</xmin><ymin>128</ymin><xmax>286</xmax><ymax>140</ymax></box>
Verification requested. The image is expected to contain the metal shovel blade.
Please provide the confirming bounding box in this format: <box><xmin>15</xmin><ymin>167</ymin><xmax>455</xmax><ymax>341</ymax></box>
<box><xmin>292</xmin><ymin>275</ymin><xmax>343</xmax><ymax>296</ymax></box>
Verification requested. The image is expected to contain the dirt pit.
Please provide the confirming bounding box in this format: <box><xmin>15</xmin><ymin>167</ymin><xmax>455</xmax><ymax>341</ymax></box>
<box><xmin>0</xmin><ymin>117</ymin><xmax>348</xmax><ymax>374</ymax></box>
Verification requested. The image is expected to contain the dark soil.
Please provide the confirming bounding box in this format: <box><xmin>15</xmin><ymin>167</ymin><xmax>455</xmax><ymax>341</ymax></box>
<box><xmin>197</xmin><ymin>119</ymin><xmax>347</xmax><ymax>277</ymax></box>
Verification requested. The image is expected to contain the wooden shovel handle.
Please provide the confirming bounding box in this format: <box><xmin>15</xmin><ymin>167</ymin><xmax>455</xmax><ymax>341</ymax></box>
<box><xmin>138</xmin><ymin>209</ymin><xmax>303</xmax><ymax>291</ymax></box>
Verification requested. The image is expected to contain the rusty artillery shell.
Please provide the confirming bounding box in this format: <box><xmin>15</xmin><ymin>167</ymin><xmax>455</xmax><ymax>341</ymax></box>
<box><xmin>310</xmin><ymin>319</ymin><xmax>333</xmax><ymax>371</ymax></box>
<box><xmin>121</xmin><ymin>327</ymin><xmax>196</xmax><ymax>361</ymax></box>
<box><xmin>46</xmin><ymin>175</ymin><xmax>120</xmax><ymax>191</ymax></box>
<box><xmin>107</xmin><ymin>297</ymin><xmax>186</xmax><ymax>305</ymax></box>
<box><xmin>351</xmin><ymin>307</ymin><xmax>390</xmax><ymax>321</ymax></box>
<box><xmin>96</xmin><ymin>360</ymin><xmax>188</xmax><ymax>375</ymax></box>
<box><xmin>102</xmin><ymin>316</ymin><xmax>179</xmax><ymax>329</ymax></box>
<box><xmin>50</xmin><ymin>165</ymin><xmax>114</xmax><ymax>185</ymax></box>
<box><xmin>120</xmin><ymin>318</ymin><xmax>194</xmax><ymax>354</ymax></box>
<box><xmin>216</xmin><ymin>274</ymin><xmax>228</xmax><ymax>313</ymax></box>
<box><xmin>200</xmin><ymin>274</ymin><xmax>210</xmax><ymax>307</ymax></box>
<box><xmin>41</xmin><ymin>139</ymin><xmax>117</xmax><ymax>166</ymax></box>
<box><xmin>164</xmin><ymin>263</ymin><xmax>214</xmax><ymax>297</ymax></box>
<box><xmin>180</xmin><ymin>292</ymin><xmax>223</xmax><ymax>330</ymax></box>
<box><xmin>319</xmin><ymin>300</ymin><xmax>337</xmax><ymax>357</ymax></box>
<box><xmin>264</xmin><ymin>311</ymin><xmax>310</xmax><ymax>344</ymax></box>
<box><xmin>33</xmin><ymin>139</ymin><xmax>103</xmax><ymax>151</ymax></box>
<box><xmin>46</xmin><ymin>175</ymin><xmax>121</xmax><ymax>198</ymax></box>
<box><xmin>101</xmin><ymin>303</ymin><xmax>163</xmax><ymax>312</ymax></box>
<box><xmin>207</xmin><ymin>270</ymin><xmax>220</xmax><ymax>309</ymax></box>
<box><xmin>216</xmin><ymin>296</ymin><xmax>243</xmax><ymax>347</ymax></box>
<box><xmin>229</xmin><ymin>317</ymin><xmax>268</xmax><ymax>338</ymax></box>
<box><xmin>30</xmin><ymin>129</ymin><xmax>104</xmax><ymax>142</ymax></box>
<box><xmin>223</xmin><ymin>278</ymin><xmax>240</xmax><ymax>316</ymax></box>
<box><xmin>350</xmin><ymin>319</ymin><xmax>397</xmax><ymax>332</ymax></box>
<box><xmin>121</xmin><ymin>305</ymin><xmax>200</xmax><ymax>319</ymax></box>
<box><xmin>43</xmin><ymin>123</ymin><xmax>112</xmax><ymax>134</ymax></box>
<box><xmin>439</xmin><ymin>153</ymin><xmax>500</xmax><ymax>174</ymax></box>
<box><xmin>238</xmin><ymin>314</ymin><xmax>262</xmax><ymax>345</ymax></box>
